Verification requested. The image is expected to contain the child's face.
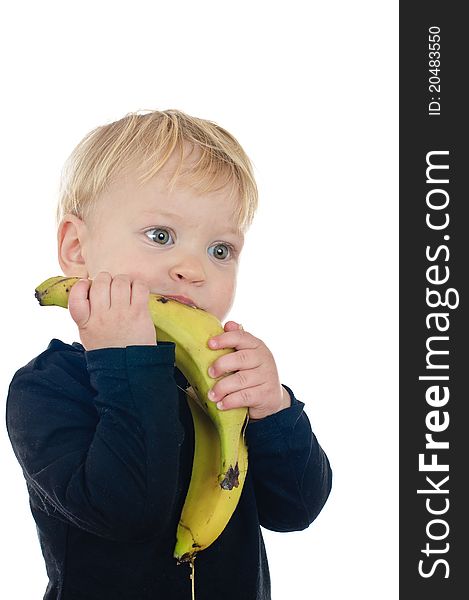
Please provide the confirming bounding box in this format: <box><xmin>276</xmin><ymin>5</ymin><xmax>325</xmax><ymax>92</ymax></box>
<box><xmin>62</xmin><ymin>155</ymin><xmax>245</xmax><ymax>321</ymax></box>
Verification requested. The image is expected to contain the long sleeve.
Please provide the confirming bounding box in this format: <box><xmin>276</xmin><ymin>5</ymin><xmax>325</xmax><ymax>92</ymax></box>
<box><xmin>6</xmin><ymin>340</ymin><xmax>332</xmax><ymax>599</ymax></box>
<box><xmin>245</xmin><ymin>384</ymin><xmax>332</xmax><ymax>532</ymax></box>
<box><xmin>6</xmin><ymin>339</ymin><xmax>184</xmax><ymax>542</ymax></box>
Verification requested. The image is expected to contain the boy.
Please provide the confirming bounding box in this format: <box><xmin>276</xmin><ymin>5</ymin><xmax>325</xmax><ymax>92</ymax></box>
<box><xmin>6</xmin><ymin>109</ymin><xmax>332</xmax><ymax>599</ymax></box>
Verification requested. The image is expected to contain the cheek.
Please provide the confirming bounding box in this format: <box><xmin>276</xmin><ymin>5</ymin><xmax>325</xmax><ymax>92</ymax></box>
<box><xmin>216</xmin><ymin>271</ymin><xmax>235</xmax><ymax>293</ymax></box>
<box><xmin>86</xmin><ymin>235</ymin><xmax>134</xmax><ymax>276</ymax></box>
<box><xmin>214</xmin><ymin>275</ymin><xmax>237</xmax><ymax>313</ymax></box>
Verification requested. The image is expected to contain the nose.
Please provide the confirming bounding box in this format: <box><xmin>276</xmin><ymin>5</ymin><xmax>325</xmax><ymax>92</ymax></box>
<box><xmin>169</xmin><ymin>254</ymin><xmax>206</xmax><ymax>284</ymax></box>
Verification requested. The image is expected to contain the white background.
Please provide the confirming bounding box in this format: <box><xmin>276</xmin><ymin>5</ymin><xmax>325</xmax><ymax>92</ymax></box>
<box><xmin>0</xmin><ymin>1</ymin><xmax>398</xmax><ymax>598</ymax></box>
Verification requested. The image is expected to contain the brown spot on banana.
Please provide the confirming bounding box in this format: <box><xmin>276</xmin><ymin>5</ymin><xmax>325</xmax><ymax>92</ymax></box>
<box><xmin>220</xmin><ymin>463</ymin><xmax>240</xmax><ymax>490</ymax></box>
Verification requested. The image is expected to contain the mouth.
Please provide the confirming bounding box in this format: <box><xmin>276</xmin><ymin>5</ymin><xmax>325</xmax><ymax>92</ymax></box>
<box><xmin>162</xmin><ymin>294</ymin><xmax>198</xmax><ymax>308</ymax></box>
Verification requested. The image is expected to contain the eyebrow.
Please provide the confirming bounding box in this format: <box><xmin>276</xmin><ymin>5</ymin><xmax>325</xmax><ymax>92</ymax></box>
<box><xmin>141</xmin><ymin>209</ymin><xmax>183</xmax><ymax>222</ymax></box>
<box><xmin>140</xmin><ymin>209</ymin><xmax>243</xmax><ymax>238</ymax></box>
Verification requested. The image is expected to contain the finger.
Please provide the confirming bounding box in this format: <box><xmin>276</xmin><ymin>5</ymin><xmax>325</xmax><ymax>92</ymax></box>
<box><xmin>208</xmin><ymin>368</ymin><xmax>262</xmax><ymax>403</ymax></box>
<box><xmin>130</xmin><ymin>279</ymin><xmax>150</xmax><ymax>310</ymax></box>
<box><xmin>224</xmin><ymin>320</ymin><xmax>243</xmax><ymax>332</ymax></box>
<box><xmin>214</xmin><ymin>383</ymin><xmax>266</xmax><ymax>411</ymax></box>
<box><xmin>89</xmin><ymin>271</ymin><xmax>112</xmax><ymax>312</ymax></box>
<box><xmin>208</xmin><ymin>329</ymin><xmax>259</xmax><ymax>351</ymax></box>
<box><xmin>68</xmin><ymin>278</ymin><xmax>91</xmax><ymax>327</ymax></box>
<box><xmin>208</xmin><ymin>348</ymin><xmax>262</xmax><ymax>379</ymax></box>
<box><xmin>110</xmin><ymin>274</ymin><xmax>131</xmax><ymax>310</ymax></box>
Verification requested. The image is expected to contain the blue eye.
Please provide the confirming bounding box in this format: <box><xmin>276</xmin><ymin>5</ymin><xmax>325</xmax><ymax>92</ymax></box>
<box><xmin>146</xmin><ymin>228</ymin><xmax>173</xmax><ymax>245</ymax></box>
<box><xmin>209</xmin><ymin>243</ymin><xmax>232</xmax><ymax>260</ymax></box>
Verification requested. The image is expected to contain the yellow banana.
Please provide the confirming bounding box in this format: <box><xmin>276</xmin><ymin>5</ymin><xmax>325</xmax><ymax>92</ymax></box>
<box><xmin>34</xmin><ymin>275</ymin><xmax>249</xmax><ymax>563</ymax></box>
<box><xmin>178</xmin><ymin>387</ymin><xmax>248</xmax><ymax>563</ymax></box>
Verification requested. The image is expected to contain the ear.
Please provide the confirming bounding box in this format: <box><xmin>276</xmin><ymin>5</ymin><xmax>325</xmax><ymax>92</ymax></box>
<box><xmin>57</xmin><ymin>213</ymin><xmax>89</xmax><ymax>277</ymax></box>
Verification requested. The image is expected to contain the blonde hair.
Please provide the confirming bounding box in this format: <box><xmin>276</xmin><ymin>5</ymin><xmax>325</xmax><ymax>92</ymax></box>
<box><xmin>56</xmin><ymin>109</ymin><xmax>258</xmax><ymax>233</ymax></box>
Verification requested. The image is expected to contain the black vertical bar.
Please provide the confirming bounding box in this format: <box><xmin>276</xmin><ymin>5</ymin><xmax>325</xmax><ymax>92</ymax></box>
<box><xmin>400</xmin><ymin>3</ymin><xmax>467</xmax><ymax>598</ymax></box>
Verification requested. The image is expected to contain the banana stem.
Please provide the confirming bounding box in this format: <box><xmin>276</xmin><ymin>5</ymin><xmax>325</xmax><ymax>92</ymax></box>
<box><xmin>190</xmin><ymin>557</ymin><xmax>196</xmax><ymax>600</ymax></box>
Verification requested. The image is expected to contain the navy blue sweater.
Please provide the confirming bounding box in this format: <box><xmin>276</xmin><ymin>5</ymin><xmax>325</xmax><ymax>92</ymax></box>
<box><xmin>6</xmin><ymin>339</ymin><xmax>332</xmax><ymax>600</ymax></box>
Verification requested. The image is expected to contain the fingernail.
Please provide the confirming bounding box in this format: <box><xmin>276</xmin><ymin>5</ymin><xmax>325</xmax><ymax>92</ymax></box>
<box><xmin>238</xmin><ymin>324</ymin><xmax>244</xmax><ymax>331</ymax></box>
<box><xmin>208</xmin><ymin>339</ymin><xmax>218</xmax><ymax>348</ymax></box>
<box><xmin>208</xmin><ymin>389</ymin><xmax>216</xmax><ymax>400</ymax></box>
<box><xmin>208</xmin><ymin>366</ymin><xmax>216</xmax><ymax>378</ymax></box>
<box><xmin>216</xmin><ymin>401</ymin><xmax>224</xmax><ymax>410</ymax></box>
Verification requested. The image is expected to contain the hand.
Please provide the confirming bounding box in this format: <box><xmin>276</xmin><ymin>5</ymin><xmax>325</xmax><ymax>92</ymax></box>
<box><xmin>68</xmin><ymin>271</ymin><xmax>157</xmax><ymax>351</ymax></box>
<box><xmin>206</xmin><ymin>321</ymin><xmax>291</xmax><ymax>420</ymax></box>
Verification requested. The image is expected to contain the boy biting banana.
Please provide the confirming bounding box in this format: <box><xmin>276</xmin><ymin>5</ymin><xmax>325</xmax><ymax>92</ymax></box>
<box><xmin>6</xmin><ymin>109</ymin><xmax>332</xmax><ymax>600</ymax></box>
